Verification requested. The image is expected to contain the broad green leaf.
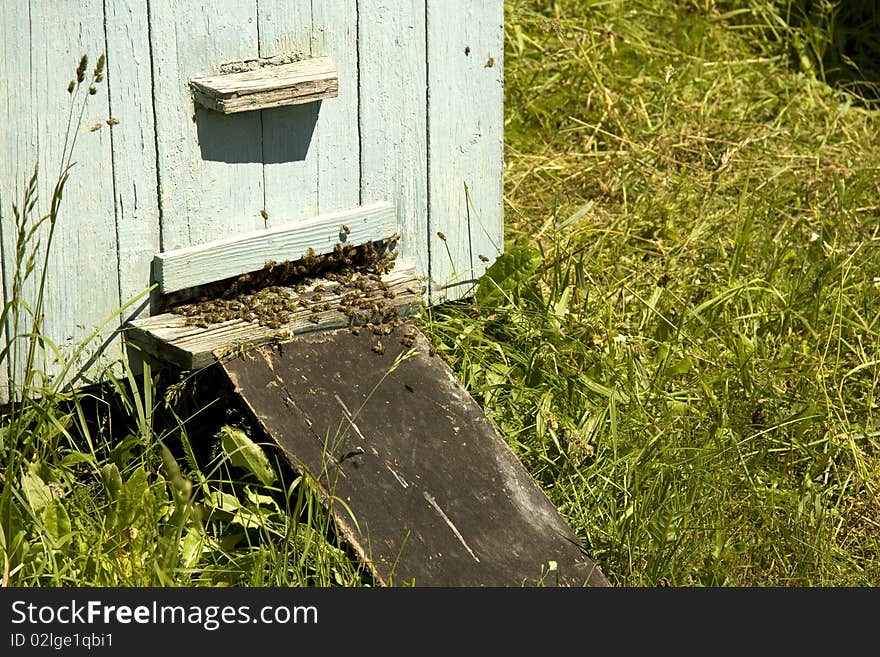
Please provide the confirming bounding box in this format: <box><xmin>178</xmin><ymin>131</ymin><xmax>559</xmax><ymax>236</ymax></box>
<box><xmin>21</xmin><ymin>472</ymin><xmax>53</xmax><ymax>514</ymax></box>
<box><xmin>42</xmin><ymin>500</ymin><xmax>71</xmax><ymax>543</ymax></box>
<box><xmin>126</xmin><ymin>467</ymin><xmax>149</xmax><ymax>502</ymax></box>
<box><xmin>665</xmin><ymin>356</ymin><xmax>693</xmax><ymax>377</ymax></box>
<box><xmin>181</xmin><ymin>529</ymin><xmax>204</xmax><ymax>569</ymax></box>
<box><xmin>101</xmin><ymin>463</ymin><xmax>123</xmax><ymax>502</ymax></box>
<box><xmin>231</xmin><ymin>506</ymin><xmax>267</xmax><ymax>530</ymax></box>
<box><xmin>476</xmin><ymin>244</ymin><xmax>542</xmax><ymax>308</ymax></box>
<box><xmin>219</xmin><ymin>426</ymin><xmax>276</xmax><ymax>486</ymax></box>
<box><xmin>60</xmin><ymin>451</ymin><xmax>97</xmax><ymax>468</ymax></box>
<box><xmin>245</xmin><ymin>486</ymin><xmax>280</xmax><ymax>512</ymax></box>
<box><xmin>207</xmin><ymin>490</ymin><xmax>242</xmax><ymax>514</ymax></box>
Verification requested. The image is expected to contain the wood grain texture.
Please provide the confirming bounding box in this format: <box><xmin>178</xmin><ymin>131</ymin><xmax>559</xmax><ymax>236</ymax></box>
<box><xmin>0</xmin><ymin>0</ymin><xmax>506</xmax><ymax>403</ymax></box>
<box><xmin>155</xmin><ymin>201</ymin><xmax>396</xmax><ymax>293</ymax></box>
<box><xmin>191</xmin><ymin>57</ymin><xmax>338</xmax><ymax>113</ymax></box>
<box><xmin>427</xmin><ymin>0</ymin><xmax>504</xmax><ymax>302</ymax></box>
<box><xmin>28</xmin><ymin>0</ymin><xmax>121</xmax><ymax>388</ymax></box>
<box><xmin>312</xmin><ymin>0</ymin><xmax>360</xmax><ymax>214</ymax></box>
<box><xmin>127</xmin><ymin>259</ymin><xmax>420</xmax><ymax>369</ymax></box>
<box><xmin>358</xmin><ymin>0</ymin><xmax>429</xmax><ymax>296</ymax></box>
<box><xmin>148</xmin><ymin>0</ymin><xmax>264</xmax><ymax>252</ymax></box>
<box><xmin>105</xmin><ymin>0</ymin><xmax>160</xmax><ymax>322</ymax></box>
<box><xmin>257</xmin><ymin>0</ymin><xmax>319</xmax><ymax>226</ymax></box>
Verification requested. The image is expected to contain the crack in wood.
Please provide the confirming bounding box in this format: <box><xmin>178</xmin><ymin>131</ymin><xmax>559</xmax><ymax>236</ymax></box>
<box><xmin>423</xmin><ymin>490</ymin><xmax>480</xmax><ymax>563</ymax></box>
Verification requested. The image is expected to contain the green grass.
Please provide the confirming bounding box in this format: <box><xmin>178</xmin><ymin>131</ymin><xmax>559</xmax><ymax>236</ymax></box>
<box><xmin>3</xmin><ymin>1</ymin><xmax>879</xmax><ymax>586</ymax></box>
<box><xmin>418</xmin><ymin>0</ymin><xmax>880</xmax><ymax>585</ymax></box>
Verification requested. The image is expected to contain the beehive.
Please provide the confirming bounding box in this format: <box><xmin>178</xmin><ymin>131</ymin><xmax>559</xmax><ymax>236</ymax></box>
<box><xmin>0</xmin><ymin>1</ymin><xmax>503</xmax><ymax>398</ymax></box>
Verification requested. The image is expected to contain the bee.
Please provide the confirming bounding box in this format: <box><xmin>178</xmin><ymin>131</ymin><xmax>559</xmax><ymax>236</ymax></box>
<box><xmin>401</xmin><ymin>335</ymin><xmax>415</xmax><ymax>347</ymax></box>
<box><xmin>384</xmin><ymin>289</ymin><xmax>396</xmax><ymax>299</ymax></box>
<box><xmin>478</xmin><ymin>254</ymin><xmax>490</xmax><ymax>263</ymax></box>
<box><xmin>371</xmin><ymin>340</ymin><xmax>385</xmax><ymax>355</ymax></box>
<box><xmin>260</xmin><ymin>209</ymin><xmax>269</xmax><ymax>220</ymax></box>
<box><xmin>308</xmin><ymin>313</ymin><xmax>321</xmax><ymax>324</ymax></box>
<box><xmin>348</xmin><ymin>326</ymin><xmax>360</xmax><ymax>335</ymax></box>
<box><xmin>342</xmin><ymin>225</ymin><xmax>351</xmax><ymax>235</ymax></box>
<box><xmin>265</xmin><ymin>259</ymin><xmax>277</xmax><ymax>269</ymax></box>
<box><xmin>484</xmin><ymin>56</ymin><xmax>495</xmax><ymax>68</ymax></box>
<box><xmin>437</xmin><ymin>231</ymin><xmax>447</xmax><ymax>241</ymax></box>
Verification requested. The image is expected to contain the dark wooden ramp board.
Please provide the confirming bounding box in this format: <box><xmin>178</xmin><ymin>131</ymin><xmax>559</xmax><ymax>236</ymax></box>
<box><xmin>220</xmin><ymin>325</ymin><xmax>610</xmax><ymax>587</ymax></box>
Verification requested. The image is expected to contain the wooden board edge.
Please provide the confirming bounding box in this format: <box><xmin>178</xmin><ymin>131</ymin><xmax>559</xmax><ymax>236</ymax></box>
<box><xmin>154</xmin><ymin>201</ymin><xmax>397</xmax><ymax>293</ymax></box>
<box><xmin>213</xmin><ymin>83</ymin><xmax>339</xmax><ymax>113</ymax></box>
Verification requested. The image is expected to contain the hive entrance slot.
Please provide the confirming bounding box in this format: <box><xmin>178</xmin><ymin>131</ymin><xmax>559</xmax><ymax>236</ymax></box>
<box><xmin>129</xmin><ymin>249</ymin><xmax>421</xmax><ymax>370</ymax></box>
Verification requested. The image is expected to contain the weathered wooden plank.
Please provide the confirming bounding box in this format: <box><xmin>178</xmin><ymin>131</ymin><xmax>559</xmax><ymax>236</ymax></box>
<box><xmin>126</xmin><ymin>259</ymin><xmax>421</xmax><ymax>370</ymax></box>
<box><xmin>0</xmin><ymin>1</ymin><xmax>31</xmax><ymax>400</ymax></box>
<box><xmin>190</xmin><ymin>57</ymin><xmax>338</xmax><ymax>113</ymax></box>
<box><xmin>104</xmin><ymin>0</ymin><xmax>160</xmax><ymax>322</ymax></box>
<box><xmin>257</xmin><ymin>0</ymin><xmax>319</xmax><ymax>225</ymax></box>
<box><xmin>358</xmin><ymin>1</ymin><xmax>429</xmax><ymax>295</ymax></box>
<box><xmin>427</xmin><ymin>0</ymin><xmax>504</xmax><ymax>301</ymax></box>
<box><xmin>312</xmin><ymin>0</ymin><xmax>360</xmax><ymax>214</ymax></box>
<box><xmin>220</xmin><ymin>326</ymin><xmax>610</xmax><ymax>587</ymax></box>
<box><xmin>148</xmin><ymin>0</ymin><xmax>264</xmax><ymax>252</ymax></box>
<box><xmin>154</xmin><ymin>201</ymin><xmax>396</xmax><ymax>293</ymax></box>
<box><xmin>28</xmin><ymin>0</ymin><xmax>121</xmax><ymax>388</ymax></box>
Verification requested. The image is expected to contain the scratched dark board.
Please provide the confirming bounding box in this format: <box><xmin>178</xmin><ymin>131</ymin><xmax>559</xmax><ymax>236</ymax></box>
<box><xmin>220</xmin><ymin>325</ymin><xmax>610</xmax><ymax>587</ymax></box>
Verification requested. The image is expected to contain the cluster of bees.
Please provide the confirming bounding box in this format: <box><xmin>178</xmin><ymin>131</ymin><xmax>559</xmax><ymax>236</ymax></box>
<box><xmin>170</xmin><ymin>238</ymin><xmax>419</xmax><ymax>350</ymax></box>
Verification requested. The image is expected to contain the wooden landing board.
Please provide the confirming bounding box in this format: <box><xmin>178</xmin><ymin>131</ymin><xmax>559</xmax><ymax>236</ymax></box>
<box><xmin>125</xmin><ymin>260</ymin><xmax>420</xmax><ymax>370</ymax></box>
<box><xmin>221</xmin><ymin>326</ymin><xmax>610</xmax><ymax>587</ymax></box>
<box><xmin>190</xmin><ymin>56</ymin><xmax>338</xmax><ymax>113</ymax></box>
